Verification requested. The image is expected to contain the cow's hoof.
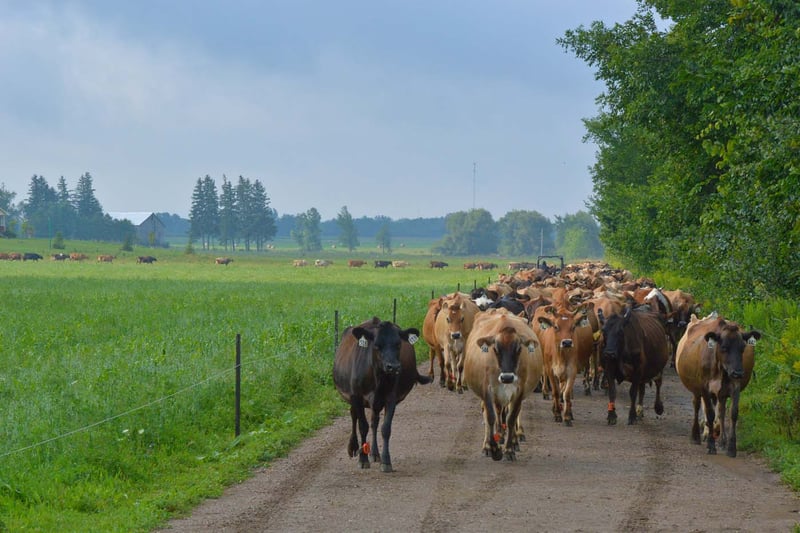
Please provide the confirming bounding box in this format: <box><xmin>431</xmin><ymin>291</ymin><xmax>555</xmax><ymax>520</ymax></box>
<box><xmin>381</xmin><ymin>463</ymin><xmax>394</xmax><ymax>473</ymax></box>
<box><xmin>607</xmin><ymin>413</ymin><xmax>617</xmax><ymax>426</ymax></box>
<box><xmin>504</xmin><ymin>450</ymin><xmax>516</xmax><ymax>461</ymax></box>
<box><xmin>491</xmin><ymin>447</ymin><xmax>503</xmax><ymax>461</ymax></box>
<box><xmin>359</xmin><ymin>460</ymin><xmax>370</xmax><ymax>469</ymax></box>
<box><xmin>564</xmin><ymin>419</ymin><xmax>573</xmax><ymax>427</ymax></box>
<box><xmin>655</xmin><ymin>402</ymin><xmax>664</xmax><ymax>416</ymax></box>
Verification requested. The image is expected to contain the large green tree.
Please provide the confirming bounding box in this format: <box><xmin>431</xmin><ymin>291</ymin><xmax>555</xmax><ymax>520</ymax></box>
<box><xmin>336</xmin><ymin>205</ymin><xmax>359</xmax><ymax>251</ymax></box>
<box><xmin>189</xmin><ymin>175</ymin><xmax>219</xmax><ymax>250</ymax></box>
<box><xmin>559</xmin><ymin>0</ymin><xmax>800</xmax><ymax>297</ymax></box>
<box><xmin>291</xmin><ymin>207</ymin><xmax>322</xmax><ymax>252</ymax></box>
<box><xmin>434</xmin><ymin>209</ymin><xmax>497</xmax><ymax>255</ymax></box>
<box><xmin>555</xmin><ymin>211</ymin><xmax>604</xmax><ymax>262</ymax></box>
<box><xmin>497</xmin><ymin>210</ymin><xmax>553</xmax><ymax>256</ymax></box>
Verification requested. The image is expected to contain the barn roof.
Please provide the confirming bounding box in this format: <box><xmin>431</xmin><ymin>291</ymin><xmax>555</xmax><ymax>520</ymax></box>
<box><xmin>108</xmin><ymin>212</ymin><xmax>164</xmax><ymax>226</ymax></box>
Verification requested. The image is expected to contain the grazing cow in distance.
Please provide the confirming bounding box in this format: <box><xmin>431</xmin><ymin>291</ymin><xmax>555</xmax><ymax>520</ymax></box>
<box><xmin>374</xmin><ymin>260</ymin><xmax>391</xmax><ymax>268</ymax></box>
<box><xmin>391</xmin><ymin>260</ymin><xmax>409</xmax><ymax>268</ymax></box>
<box><xmin>51</xmin><ymin>253</ymin><xmax>69</xmax><ymax>261</ymax></box>
<box><xmin>348</xmin><ymin>259</ymin><xmax>367</xmax><ymax>268</ymax></box>
<box><xmin>464</xmin><ymin>310</ymin><xmax>543</xmax><ymax>460</ymax></box>
<box><xmin>9</xmin><ymin>252</ymin><xmax>22</xmax><ymax>261</ymax></box>
<box><xmin>137</xmin><ymin>255</ymin><xmax>157</xmax><ymax>264</ymax></box>
<box><xmin>333</xmin><ymin>317</ymin><xmax>432</xmax><ymax>472</ymax></box>
<box><xmin>600</xmin><ymin>306</ymin><xmax>671</xmax><ymax>425</ymax></box>
<box><xmin>215</xmin><ymin>257</ymin><xmax>233</xmax><ymax>265</ymax></box>
<box><xmin>429</xmin><ymin>260</ymin><xmax>448</xmax><ymax>269</ymax></box>
<box><xmin>292</xmin><ymin>259</ymin><xmax>308</xmax><ymax>267</ymax></box>
<box><xmin>97</xmin><ymin>254</ymin><xmax>115</xmax><ymax>263</ymax></box>
<box><xmin>314</xmin><ymin>259</ymin><xmax>332</xmax><ymax>267</ymax></box>
<box><xmin>435</xmin><ymin>292</ymin><xmax>480</xmax><ymax>393</ymax></box>
<box><xmin>69</xmin><ymin>253</ymin><xmax>88</xmax><ymax>261</ymax></box>
<box><xmin>675</xmin><ymin>312</ymin><xmax>760</xmax><ymax>457</ymax></box>
<box><xmin>23</xmin><ymin>253</ymin><xmax>43</xmax><ymax>261</ymax></box>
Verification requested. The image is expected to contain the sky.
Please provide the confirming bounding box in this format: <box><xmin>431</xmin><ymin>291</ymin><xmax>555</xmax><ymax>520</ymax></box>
<box><xmin>0</xmin><ymin>1</ymin><xmax>642</xmax><ymax>221</ymax></box>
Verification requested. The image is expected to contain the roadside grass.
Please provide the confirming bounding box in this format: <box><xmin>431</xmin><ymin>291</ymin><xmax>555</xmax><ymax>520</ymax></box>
<box><xmin>1</xmin><ymin>239</ymin><xmax>798</xmax><ymax>531</ymax></box>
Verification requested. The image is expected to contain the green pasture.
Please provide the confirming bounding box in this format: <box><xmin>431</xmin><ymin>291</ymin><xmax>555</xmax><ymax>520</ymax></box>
<box><xmin>0</xmin><ymin>239</ymin><xmax>496</xmax><ymax>532</ymax></box>
<box><xmin>0</xmin><ymin>239</ymin><xmax>798</xmax><ymax>531</ymax></box>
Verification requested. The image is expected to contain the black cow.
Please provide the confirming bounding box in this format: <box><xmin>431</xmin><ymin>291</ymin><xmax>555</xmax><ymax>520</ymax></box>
<box><xmin>488</xmin><ymin>295</ymin><xmax>527</xmax><ymax>317</ymax></box>
<box><xmin>430</xmin><ymin>261</ymin><xmax>449</xmax><ymax>269</ymax></box>
<box><xmin>137</xmin><ymin>256</ymin><xmax>157</xmax><ymax>264</ymax></box>
<box><xmin>51</xmin><ymin>253</ymin><xmax>69</xmax><ymax>261</ymax></box>
<box><xmin>374</xmin><ymin>260</ymin><xmax>391</xmax><ymax>268</ymax></box>
<box><xmin>600</xmin><ymin>306</ymin><xmax>671</xmax><ymax>425</ymax></box>
<box><xmin>333</xmin><ymin>317</ymin><xmax>432</xmax><ymax>472</ymax></box>
<box><xmin>23</xmin><ymin>253</ymin><xmax>43</xmax><ymax>261</ymax></box>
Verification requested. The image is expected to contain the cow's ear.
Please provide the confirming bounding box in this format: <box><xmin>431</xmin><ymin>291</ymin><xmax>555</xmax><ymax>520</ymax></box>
<box><xmin>744</xmin><ymin>330</ymin><xmax>761</xmax><ymax>345</ymax></box>
<box><xmin>401</xmin><ymin>328</ymin><xmax>420</xmax><ymax>345</ymax></box>
<box><xmin>477</xmin><ymin>336</ymin><xmax>495</xmax><ymax>352</ymax></box>
<box><xmin>352</xmin><ymin>327</ymin><xmax>374</xmax><ymax>344</ymax></box>
<box><xmin>522</xmin><ymin>335</ymin><xmax>538</xmax><ymax>352</ymax></box>
<box><xmin>704</xmin><ymin>331</ymin><xmax>720</xmax><ymax>349</ymax></box>
<box><xmin>537</xmin><ymin>317</ymin><xmax>553</xmax><ymax>330</ymax></box>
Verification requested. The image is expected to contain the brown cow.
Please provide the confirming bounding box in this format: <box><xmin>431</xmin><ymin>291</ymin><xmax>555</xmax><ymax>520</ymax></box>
<box><xmin>429</xmin><ymin>260</ymin><xmax>449</xmax><ymax>269</ymax></box>
<box><xmin>464</xmin><ymin>310</ymin><xmax>543</xmax><ymax>460</ymax></box>
<box><xmin>434</xmin><ymin>292</ymin><xmax>480</xmax><ymax>393</ymax></box>
<box><xmin>69</xmin><ymin>253</ymin><xmax>88</xmax><ymax>261</ymax></box>
<box><xmin>663</xmin><ymin>289</ymin><xmax>701</xmax><ymax>366</ymax></box>
<box><xmin>600</xmin><ymin>306</ymin><xmax>670</xmax><ymax>425</ymax></box>
<box><xmin>347</xmin><ymin>259</ymin><xmax>366</xmax><ymax>268</ymax></box>
<box><xmin>422</xmin><ymin>297</ymin><xmax>445</xmax><ymax>386</ymax></box>
<box><xmin>675</xmin><ymin>313</ymin><xmax>760</xmax><ymax>457</ymax></box>
<box><xmin>215</xmin><ymin>257</ymin><xmax>233</xmax><ymax>265</ymax></box>
<box><xmin>332</xmin><ymin>317</ymin><xmax>432</xmax><ymax>472</ymax></box>
<box><xmin>97</xmin><ymin>254</ymin><xmax>115</xmax><ymax>262</ymax></box>
<box><xmin>292</xmin><ymin>259</ymin><xmax>308</xmax><ymax>267</ymax></box>
<box><xmin>532</xmin><ymin>304</ymin><xmax>595</xmax><ymax>425</ymax></box>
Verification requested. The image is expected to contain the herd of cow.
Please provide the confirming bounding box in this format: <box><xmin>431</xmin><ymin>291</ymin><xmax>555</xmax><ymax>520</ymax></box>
<box><xmin>333</xmin><ymin>261</ymin><xmax>761</xmax><ymax>471</ymax></box>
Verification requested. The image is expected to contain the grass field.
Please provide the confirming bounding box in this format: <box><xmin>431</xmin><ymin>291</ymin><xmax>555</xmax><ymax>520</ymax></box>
<box><xmin>0</xmin><ymin>238</ymin><xmax>504</xmax><ymax>531</ymax></box>
<box><xmin>0</xmin><ymin>238</ymin><xmax>798</xmax><ymax>531</ymax></box>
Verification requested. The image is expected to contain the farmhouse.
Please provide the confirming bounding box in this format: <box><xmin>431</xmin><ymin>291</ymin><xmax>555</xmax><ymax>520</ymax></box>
<box><xmin>108</xmin><ymin>212</ymin><xmax>166</xmax><ymax>246</ymax></box>
<box><xmin>0</xmin><ymin>207</ymin><xmax>7</xmax><ymax>234</ymax></box>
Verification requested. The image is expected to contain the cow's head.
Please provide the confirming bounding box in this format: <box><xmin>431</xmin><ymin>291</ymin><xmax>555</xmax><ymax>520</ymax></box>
<box><xmin>537</xmin><ymin>305</ymin><xmax>590</xmax><ymax>350</ymax></box>
<box><xmin>476</xmin><ymin>326</ymin><xmax>537</xmax><ymax>384</ymax></box>
<box><xmin>601</xmin><ymin>306</ymin><xmax>634</xmax><ymax>361</ymax></box>
<box><xmin>704</xmin><ymin>319</ymin><xmax>761</xmax><ymax>380</ymax></box>
<box><xmin>352</xmin><ymin>320</ymin><xmax>419</xmax><ymax>375</ymax></box>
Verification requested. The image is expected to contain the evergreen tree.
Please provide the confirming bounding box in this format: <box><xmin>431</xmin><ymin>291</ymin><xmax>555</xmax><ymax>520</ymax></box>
<box><xmin>218</xmin><ymin>176</ymin><xmax>238</xmax><ymax>251</ymax></box>
<box><xmin>336</xmin><ymin>205</ymin><xmax>359</xmax><ymax>251</ymax></box>
<box><xmin>73</xmin><ymin>172</ymin><xmax>103</xmax><ymax>218</ymax></box>
<box><xmin>189</xmin><ymin>175</ymin><xmax>219</xmax><ymax>250</ymax></box>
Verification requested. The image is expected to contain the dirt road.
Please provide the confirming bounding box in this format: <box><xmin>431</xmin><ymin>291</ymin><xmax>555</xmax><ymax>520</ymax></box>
<box><xmin>158</xmin><ymin>367</ymin><xmax>799</xmax><ymax>532</ymax></box>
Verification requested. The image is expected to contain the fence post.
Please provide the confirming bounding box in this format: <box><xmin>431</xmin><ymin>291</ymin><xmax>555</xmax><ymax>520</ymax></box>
<box><xmin>334</xmin><ymin>310</ymin><xmax>339</xmax><ymax>352</ymax></box>
<box><xmin>235</xmin><ymin>333</ymin><xmax>241</xmax><ymax>438</ymax></box>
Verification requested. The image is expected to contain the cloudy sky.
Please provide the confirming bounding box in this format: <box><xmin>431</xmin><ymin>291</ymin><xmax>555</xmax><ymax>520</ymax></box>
<box><xmin>0</xmin><ymin>1</ymin><xmax>642</xmax><ymax>221</ymax></box>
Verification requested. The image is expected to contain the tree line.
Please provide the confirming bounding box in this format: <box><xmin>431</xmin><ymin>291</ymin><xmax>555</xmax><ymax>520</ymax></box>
<box><xmin>1</xmin><ymin>172</ymin><xmax>604</xmax><ymax>260</ymax></box>
<box><xmin>559</xmin><ymin>0</ymin><xmax>799</xmax><ymax>298</ymax></box>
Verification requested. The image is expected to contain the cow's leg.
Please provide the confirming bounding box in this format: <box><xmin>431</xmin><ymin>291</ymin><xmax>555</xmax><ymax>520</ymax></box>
<box><xmin>635</xmin><ymin>381</ymin><xmax>646</xmax><ymax>420</ymax></box>
<box><xmin>482</xmin><ymin>393</ymin><xmax>503</xmax><ymax>461</ymax></box>
<box><xmin>437</xmin><ymin>348</ymin><xmax>446</xmax><ymax>388</ymax></box>
<box><xmin>726</xmin><ymin>390</ymin><xmax>740</xmax><ymax>458</ymax></box>
<box><xmin>627</xmin><ymin>378</ymin><xmax>639</xmax><ymax>425</ymax></box>
<box><xmin>369</xmin><ymin>403</ymin><xmax>382</xmax><ymax>464</ymax></box>
<box><xmin>702</xmin><ymin>391</ymin><xmax>717</xmax><ymax>454</ymax></box>
<box><xmin>653</xmin><ymin>373</ymin><xmax>664</xmax><ymax>415</ymax></box>
<box><xmin>348</xmin><ymin>404</ymin><xmax>360</xmax><ymax>457</ymax></box>
<box><xmin>604</xmin><ymin>358</ymin><xmax>617</xmax><ymax>425</ymax></box>
<box><xmin>480</xmin><ymin>402</ymin><xmax>492</xmax><ymax>454</ymax></box>
<box><xmin>354</xmin><ymin>400</ymin><xmax>371</xmax><ymax>468</ymax></box>
<box><xmin>455</xmin><ymin>352</ymin><xmax>467</xmax><ymax>394</ymax></box>
<box><xmin>691</xmin><ymin>394</ymin><xmax>702</xmax><ymax>444</ymax></box>
<box><xmin>504</xmin><ymin>399</ymin><xmax>523</xmax><ymax>461</ymax></box>
<box><xmin>379</xmin><ymin>399</ymin><xmax>397</xmax><ymax>472</ymax></box>
<box><xmin>563</xmin><ymin>371</ymin><xmax>576</xmax><ymax>426</ymax></box>
<box><xmin>550</xmin><ymin>374</ymin><xmax>563</xmax><ymax>423</ymax></box>
<box><xmin>444</xmin><ymin>348</ymin><xmax>456</xmax><ymax>391</ymax></box>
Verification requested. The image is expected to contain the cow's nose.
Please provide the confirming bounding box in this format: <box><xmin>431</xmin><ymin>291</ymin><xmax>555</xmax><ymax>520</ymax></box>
<box><xmin>450</xmin><ymin>332</ymin><xmax>461</xmax><ymax>340</ymax></box>
<box><xmin>560</xmin><ymin>339</ymin><xmax>573</xmax><ymax>348</ymax></box>
<box><xmin>384</xmin><ymin>362</ymin><xmax>401</xmax><ymax>374</ymax></box>
<box><xmin>499</xmin><ymin>372</ymin><xmax>517</xmax><ymax>384</ymax></box>
<box><xmin>729</xmin><ymin>369</ymin><xmax>744</xmax><ymax>379</ymax></box>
